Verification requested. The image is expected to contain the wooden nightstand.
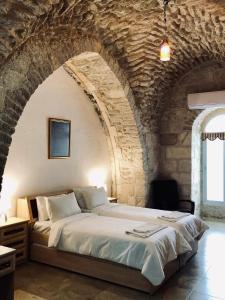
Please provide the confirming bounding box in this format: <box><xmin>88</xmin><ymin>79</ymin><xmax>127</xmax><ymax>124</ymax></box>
<box><xmin>108</xmin><ymin>197</ymin><xmax>117</xmax><ymax>203</ymax></box>
<box><xmin>0</xmin><ymin>218</ymin><xmax>28</xmax><ymax>265</ymax></box>
<box><xmin>0</xmin><ymin>246</ymin><xmax>16</xmax><ymax>300</ymax></box>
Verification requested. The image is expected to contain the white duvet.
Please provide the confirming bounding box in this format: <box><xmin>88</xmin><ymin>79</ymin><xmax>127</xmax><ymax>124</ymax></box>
<box><xmin>92</xmin><ymin>204</ymin><xmax>209</xmax><ymax>243</ymax></box>
<box><xmin>48</xmin><ymin>213</ymin><xmax>191</xmax><ymax>286</ymax></box>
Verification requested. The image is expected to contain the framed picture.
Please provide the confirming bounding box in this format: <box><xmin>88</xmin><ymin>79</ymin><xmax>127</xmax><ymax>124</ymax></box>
<box><xmin>48</xmin><ymin>118</ymin><xmax>71</xmax><ymax>159</ymax></box>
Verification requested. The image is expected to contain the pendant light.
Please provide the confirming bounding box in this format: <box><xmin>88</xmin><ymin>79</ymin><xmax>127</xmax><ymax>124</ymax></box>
<box><xmin>160</xmin><ymin>0</ymin><xmax>171</xmax><ymax>62</ymax></box>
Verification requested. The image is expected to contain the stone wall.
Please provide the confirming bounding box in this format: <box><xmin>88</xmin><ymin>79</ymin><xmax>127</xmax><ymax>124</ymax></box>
<box><xmin>0</xmin><ymin>1</ymin><xmax>225</xmax><ymax>207</ymax></box>
<box><xmin>159</xmin><ymin>62</ymin><xmax>225</xmax><ymax>207</ymax></box>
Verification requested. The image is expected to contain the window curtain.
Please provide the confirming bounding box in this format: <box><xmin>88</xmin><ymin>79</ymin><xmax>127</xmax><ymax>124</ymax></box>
<box><xmin>201</xmin><ymin>132</ymin><xmax>225</xmax><ymax>141</ymax></box>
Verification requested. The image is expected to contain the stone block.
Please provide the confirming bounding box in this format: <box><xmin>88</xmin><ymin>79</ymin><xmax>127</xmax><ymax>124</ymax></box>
<box><xmin>162</xmin><ymin>160</ymin><xmax>177</xmax><ymax>173</ymax></box>
<box><xmin>171</xmin><ymin>173</ymin><xmax>191</xmax><ymax>185</ymax></box>
<box><xmin>178</xmin><ymin>160</ymin><xmax>191</xmax><ymax>173</ymax></box>
<box><xmin>178</xmin><ymin>132</ymin><xmax>192</xmax><ymax>146</ymax></box>
<box><xmin>160</xmin><ymin>134</ymin><xmax>178</xmax><ymax>145</ymax></box>
<box><xmin>166</xmin><ymin>147</ymin><xmax>191</xmax><ymax>159</ymax></box>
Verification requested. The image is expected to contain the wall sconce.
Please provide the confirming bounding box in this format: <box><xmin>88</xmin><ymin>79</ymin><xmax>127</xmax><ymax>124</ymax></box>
<box><xmin>88</xmin><ymin>168</ymin><xmax>107</xmax><ymax>191</ymax></box>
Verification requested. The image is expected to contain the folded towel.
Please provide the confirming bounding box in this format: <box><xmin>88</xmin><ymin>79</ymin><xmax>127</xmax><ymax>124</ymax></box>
<box><xmin>158</xmin><ymin>211</ymin><xmax>190</xmax><ymax>222</ymax></box>
<box><xmin>125</xmin><ymin>223</ymin><xmax>167</xmax><ymax>238</ymax></box>
<box><xmin>125</xmin><ymin>231</ymin><xmax>153</xmax><ymax>238</ymax></box>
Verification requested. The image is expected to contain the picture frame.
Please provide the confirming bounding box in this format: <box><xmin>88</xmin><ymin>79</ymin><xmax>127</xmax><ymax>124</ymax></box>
<box><xmin>48</xmin><ymin>118</ymin><xmax>71</xmax><ymax>159</ymax></box>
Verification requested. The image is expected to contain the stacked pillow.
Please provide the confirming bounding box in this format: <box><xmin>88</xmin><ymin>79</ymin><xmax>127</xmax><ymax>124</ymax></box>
<box><xmin>73</xmin><ymin>186</ymin><xmax>109</xmax><ymax>210</ymax></box>
<box><xmin>36</xmin><ymin>192</ymin><xmax>81</xmax><ymax>223</ymax></box>
<box><xmin>36</xmin><ymin>186</ymin><xmax>109</xmax><ymax>222</ymax></box>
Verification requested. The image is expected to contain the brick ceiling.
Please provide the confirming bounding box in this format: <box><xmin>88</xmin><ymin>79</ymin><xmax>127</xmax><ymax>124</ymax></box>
<box><xmin>1</xmin><ymin>1</ymin><xmax>225</xmax><ymax>129</ymax></box>
<box><xmin>0</xmin><ymin>0</ymin><xmax>224</xmax><ymax>199</ymax></box>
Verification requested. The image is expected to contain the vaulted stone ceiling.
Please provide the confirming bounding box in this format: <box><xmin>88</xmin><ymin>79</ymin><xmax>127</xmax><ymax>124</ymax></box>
<box><xmin>0</xmin><ymin>0</ymin><xmax>225</xmax><ymax>197</ymax></box>
<box><xmin>1</xmin><ymin>1</ymin><xmax>225</xmax><ymax>128</ymax></box>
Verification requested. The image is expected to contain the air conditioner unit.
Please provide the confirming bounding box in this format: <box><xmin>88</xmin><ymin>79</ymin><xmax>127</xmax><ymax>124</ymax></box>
<box><xmin>188</xmin><ymin>90</ymin><xmax>225</xmax><ymax>109</ymax></box>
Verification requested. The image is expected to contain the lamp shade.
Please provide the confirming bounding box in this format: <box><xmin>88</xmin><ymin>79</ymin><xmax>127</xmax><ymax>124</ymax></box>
<box><xmin>160</xmin><ymin>39</ymin><xmax>171</xmax><ymax>61</ymax></box>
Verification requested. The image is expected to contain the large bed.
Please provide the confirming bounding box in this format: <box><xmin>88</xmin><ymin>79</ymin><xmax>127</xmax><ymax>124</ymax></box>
<box><xmin>21</xmin><ymin>190</ymin><xmax>201</xmax><ymax>295</ymax></box>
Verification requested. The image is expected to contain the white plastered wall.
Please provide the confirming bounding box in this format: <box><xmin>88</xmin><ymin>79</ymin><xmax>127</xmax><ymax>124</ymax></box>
<box><xmin>1</xmin><ymin>67</ymin><xmax>112</xmax><ymax>216</ymax></box>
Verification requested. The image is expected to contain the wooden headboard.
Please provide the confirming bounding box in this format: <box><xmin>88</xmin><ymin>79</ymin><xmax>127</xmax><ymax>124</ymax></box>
<box><xmin>17</xmin><ymin>190</ymin><xmax>73</xmax><ymax>223</ymax></box>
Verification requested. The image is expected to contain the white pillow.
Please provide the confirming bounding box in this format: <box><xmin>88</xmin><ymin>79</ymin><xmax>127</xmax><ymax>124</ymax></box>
<box><xmin>46</xmin><ymin>192</ymin><xmax>81</xmax><ymax>223</ymax></box>
<box><xmin>82</xmin><ymin>187</ymin><xmax>109</xmax><ymax>210</ymax></box>
<box><xmin>73</xmin><ymin>186</ymin><xmax>97</xmax><ymax>209</ymax></box>
<box><xmin>36</xmin><ymin>196</ymin><xmax>49</xmax><ymax>221</ymax></box>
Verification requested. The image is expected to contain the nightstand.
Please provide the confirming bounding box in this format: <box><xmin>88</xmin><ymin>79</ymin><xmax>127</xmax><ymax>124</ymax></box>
<box><xmin>0</xmin><ymin>217</ymin><xmax>28</xmax><ymax>265</ymax></box>
<box><xmin>0</xmin><ymin>246</ymin><xmax>16</xmax><ymax>300</ymax></box>
<box><xmin>108</xmin><ymin>197</ymin><xmax>117</xmax><ymax>203</ymax></box>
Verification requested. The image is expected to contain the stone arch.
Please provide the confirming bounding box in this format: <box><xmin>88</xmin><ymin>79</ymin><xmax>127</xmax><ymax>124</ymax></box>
<box><xmin>64</xmin><ymin>52</ymin><xmax>145</xmax><ymax>205</ymax></box>
<box><xmin>0</xmin><ymin>32</ymin><xmax>146</xmax><ymax>207</ymax></box>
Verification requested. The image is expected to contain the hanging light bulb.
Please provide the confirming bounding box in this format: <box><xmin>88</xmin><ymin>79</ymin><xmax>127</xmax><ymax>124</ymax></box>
<box><xmin>160</xmin><ymin>38</ymin><xmax>171</xmax><ymax>61</ymax></box>
<box><xmin>160</xmin><ymin>0</ymin><xmax>171</xmax><ymax>62</ymax></box>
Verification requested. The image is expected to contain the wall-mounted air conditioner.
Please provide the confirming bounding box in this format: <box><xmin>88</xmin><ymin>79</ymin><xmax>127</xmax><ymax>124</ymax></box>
<box><xmin>188</xmin><ymin>90</ymin><xmax>225</xmax><ymax>109</ymax></box>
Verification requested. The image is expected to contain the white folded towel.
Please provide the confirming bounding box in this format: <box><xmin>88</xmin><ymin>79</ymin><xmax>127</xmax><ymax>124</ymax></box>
<box><xmin>158</xmin><ymin>211</ymin><xmax>190</xmax><ymax>222</ymax></box>
<box><xmin>125</xmin><ymin>223</ymin><xmax>167</xmax><ymax>238</ymax></box>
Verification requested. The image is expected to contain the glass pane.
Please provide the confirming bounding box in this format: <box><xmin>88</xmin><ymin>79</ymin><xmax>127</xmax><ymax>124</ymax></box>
<box><xmin>206</xmin><ymin>139</ymin><xmax>224</xmax><ymax>202</ymax></box>
<box><xmin>205</xmin><ymin>114</ymin><xmax>225</xmax><ymax>132</ymax></box>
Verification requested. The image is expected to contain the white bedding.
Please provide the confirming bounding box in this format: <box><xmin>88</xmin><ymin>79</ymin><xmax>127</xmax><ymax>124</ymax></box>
<box><xmin>48</xmin><ymin>213</ymin><xmax>191</xmax><ymax>286</ymax></box>
<box><xmin>34</xmin><ymin>220</ymin><xmax>51</xmax><ymax>234</ymax></box>
<box><xmin>92</xmin><ymin>204</ymin><xmax>209</xmax><ymax>243</ymax></box>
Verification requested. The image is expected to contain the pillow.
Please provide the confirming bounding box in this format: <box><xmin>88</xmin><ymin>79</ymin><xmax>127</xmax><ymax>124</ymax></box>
<box><xmin>73</xmin><ymin>186</ymin><xmax>97</xmax><ymax>209</ymax></box>
<box><xmin>82</xmin><ymin>187</ymin><xmax>109</xmax><ymax>210</ymax></box>
<box><xmin>46</xmin><ymin>192</ymin><xmax>81</xmax><ymax>223</ymax></box>
<box><xmin>36</xmin><ymin>193</ymin><xmax>66</xmax><ymax>221</ymax></box>
<box><xmin>36</xmin><ymin>196</ymin><xmax>49</xmax><ymax>221</ymax></box>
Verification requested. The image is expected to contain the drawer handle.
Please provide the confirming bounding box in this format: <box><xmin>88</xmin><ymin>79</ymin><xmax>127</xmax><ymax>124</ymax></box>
<box><xmin>4</xmin><ymin>227</ymin><xmax>24</xmax><ymax>236</ymax></box>
<box><xmin>0</xmin><ymin>260</ymin><xmax>11</xmax><ymax>270</ymax></box>
<box><xmin>5</xmin><ymin>240</ymin><xmax>24</xmax><ymax>248</ymax></box>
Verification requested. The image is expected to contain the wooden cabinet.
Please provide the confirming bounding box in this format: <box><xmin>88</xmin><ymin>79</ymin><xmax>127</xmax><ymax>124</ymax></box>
<box><xmin>0</xmin><ymin>218</ymin><xmax>28</xmax><ymax>265</ymax></box>
<box><xmin>0</xmin><ymin>246</ymin><xmax>16</xmax><ymax>300</ymax></box>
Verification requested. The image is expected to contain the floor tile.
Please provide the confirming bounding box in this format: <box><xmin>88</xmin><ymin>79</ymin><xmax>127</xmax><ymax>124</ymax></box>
<box><xmin>15</xmin><ymin>290</ymin><xmax>46</xmax><ymax>300</ymax></box>
<box><xmin>188</xmin><ymin>291</ymin><xmax>223</xmax><ymax>300</ymax></box>
<box><xmin>193</xmin><ymin>277</ymin><xmax>225</xmax><ymax>300</ymax></box>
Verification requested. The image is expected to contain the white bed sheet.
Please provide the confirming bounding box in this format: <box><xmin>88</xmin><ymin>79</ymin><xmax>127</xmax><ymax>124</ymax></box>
<box><xmin>48</xmin><ymin>213</ymin><xmax>191</xmax><ymax>286</ymax></box>
<box><xmin>33</xmin><ymin>220</ymin><xmax>51</xmax><ymax>234</ymax></box>
<box><xmin>92</xmin><ymin>204</ymin><xmax>209</xmax><ymax>243</ymax></box>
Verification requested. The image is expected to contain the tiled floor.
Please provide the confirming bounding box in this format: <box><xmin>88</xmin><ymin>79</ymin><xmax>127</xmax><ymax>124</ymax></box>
<box><xmin>15</xmin><ymin>220</ymin><xmax>225</xmax><ymax>300</ymax></box>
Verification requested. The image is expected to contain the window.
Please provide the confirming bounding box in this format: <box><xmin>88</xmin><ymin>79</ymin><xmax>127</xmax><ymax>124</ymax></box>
<box><xmin>203</xmin><ymin>114</ymin><xmax>225</xmax><ymax>205</ymax></box>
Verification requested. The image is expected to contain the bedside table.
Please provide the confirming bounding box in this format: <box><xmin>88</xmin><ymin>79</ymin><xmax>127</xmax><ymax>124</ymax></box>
<box><xmin>0</xmin><ymin>246</ymin><xmax>16</xmax><ymax>300</ymax></box>
<box><xmin>108</xmin><ymin>197</ymin><xmax>117</xmax><ymax>203</ymax></box>
<box><xmin>0</xmin><ymin>217</ymin><xmax>28</xmax><ymax>265</ymax></box>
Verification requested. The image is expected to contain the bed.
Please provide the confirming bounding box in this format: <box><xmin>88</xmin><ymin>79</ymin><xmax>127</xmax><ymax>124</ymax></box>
<box><xmin>20</xmin><ymin>190</ymin><xmax>199</xmax><ymax>295</ymax></box>
<box><xmin>74</xmin><ymin>186</ymin><xmax>208</xmax><ymax>246</ymax></box>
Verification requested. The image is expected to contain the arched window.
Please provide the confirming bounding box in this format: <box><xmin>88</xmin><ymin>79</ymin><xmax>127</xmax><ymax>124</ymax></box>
<box><xmin>202</xmin><ymin>114</ymin><xmax>225</xmax><ymax>204</ymax></box>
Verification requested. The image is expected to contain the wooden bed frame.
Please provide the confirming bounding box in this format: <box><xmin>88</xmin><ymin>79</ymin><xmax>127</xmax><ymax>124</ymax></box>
<box><xmin>18</xmin><ymin>190</ymin><xmax>198</xmax><ymax>295</ymax></box>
